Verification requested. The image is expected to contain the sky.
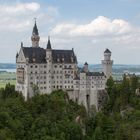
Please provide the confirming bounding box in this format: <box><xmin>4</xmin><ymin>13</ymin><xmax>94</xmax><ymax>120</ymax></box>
<box><xmin>0</xmin><ymin>0</ymin><xmax>140</xmax><ymax>64</ymax></box>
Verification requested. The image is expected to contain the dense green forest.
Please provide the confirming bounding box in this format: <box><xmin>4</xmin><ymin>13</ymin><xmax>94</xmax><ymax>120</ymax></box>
<box><xmin>0</xmin><ymin>75</ymin><xmax>140</xmax><ymax>140</ymax></box>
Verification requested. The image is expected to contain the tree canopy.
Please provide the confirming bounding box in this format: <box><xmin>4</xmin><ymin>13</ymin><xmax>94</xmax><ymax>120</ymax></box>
<box><xmin>0</xmin><ymin>79</ymin><xmax>139</xmax><ymax>140</ymax></box>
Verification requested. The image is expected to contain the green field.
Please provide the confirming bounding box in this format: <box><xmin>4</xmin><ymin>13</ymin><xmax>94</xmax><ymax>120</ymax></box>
<box><xmin>0</xmin><ymin>72</ymin><xmax>16</xmax><ymax>88</ymax></box>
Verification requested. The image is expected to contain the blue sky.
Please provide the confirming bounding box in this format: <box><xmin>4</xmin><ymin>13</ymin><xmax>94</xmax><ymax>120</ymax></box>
<box><xmin>0</xmin><ymin>0</ymin><xmax>140</xmax><ymax>64</ymax></box>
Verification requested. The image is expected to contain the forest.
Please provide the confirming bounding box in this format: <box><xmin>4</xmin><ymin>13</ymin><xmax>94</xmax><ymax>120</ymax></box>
<box><xmin>0</xmin><ymin>74</ymin><xmax>139</xmax><ymax>140</ymax></box>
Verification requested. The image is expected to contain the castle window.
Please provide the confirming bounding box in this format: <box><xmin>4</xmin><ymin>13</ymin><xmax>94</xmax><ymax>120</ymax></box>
<box><xmin>44</xmin><ymin>87</ymin><xmax>46</xmax><ymax>89</ymax></box>
<box><xmin>44</xmin><ymin>65</ymin><xmax>46</xmax><ymax>68</ymax></box>
<box><xmin>35</xmin><ymin>65</ymin><xmax>37</xmax><ymax>68</ymax></box>
<box><xmin>44</xmin><ymin>71</ymin><xmax>46</xmax><ymax>74</ymax></box>
<box><xmin>30</xmin><ymin>65</ymin><xmax>33</xmax><ymax>68</ymax></box>
<box><xmin>44</xmin><ymin>81</ymin><xmax>46</xmax><ymax>84</ymax></box>
<box><xmin>44</xmin><ymin>76</ymin><xmax>46</xmax><ymax>79</ymax></box>
<box><xmin>54</xmin><ymin>65</ymin><xmax>57</xmax><ymax>68</ymax></box>
<box><xmin>60</xmin><ymin>65</ymin><xmax>62</xmax><ymax>68</ymax></box>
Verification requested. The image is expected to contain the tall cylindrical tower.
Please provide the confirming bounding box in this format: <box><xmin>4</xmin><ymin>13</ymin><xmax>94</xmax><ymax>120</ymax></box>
<box><xmin>102</xmin><ymin>49</ymin><xmax>113</xmax><ymax>79</ymax></box>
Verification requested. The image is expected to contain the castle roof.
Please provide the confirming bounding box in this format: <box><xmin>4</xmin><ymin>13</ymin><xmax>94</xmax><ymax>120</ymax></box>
<box><xmin>52</xmin><ymin>49</ymin><xmax>77</xmax><ymax>63</ymax></box>
<box><xmin>104</xmin><ymin>48</ymin><xmax>111</xmax><ymax>53</ymax></box>
<box><xmin>22</xmin><ymin>47</ymin><xmax>46</xmax><ymax>63</ymax></box>
<box><xmin>21</xmin><ymin>47</ymin><xmax>77</xmax><ymax>64</ymax></box>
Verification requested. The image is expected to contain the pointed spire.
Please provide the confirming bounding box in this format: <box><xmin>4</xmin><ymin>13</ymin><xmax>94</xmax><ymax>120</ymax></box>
<box><xmin>31</xmin><ymin>19</ymin><xmax>40</xmax><ymax>47</ymax></box>
<box><xmin>16</xmin><ymin>52</ymin><xmax>19</xmax><ymax>58</ymax></box>
<box><xmin>32</xmin><ymin>19</ymin><xmax>39</xmax><ymax>35</ymax></box>
<box><xmin>21</xmin><ymin>42</ymin><xmax>23</xmax><ymax>47</ymax></box>
<box><xmin>104</xmin><ymin>48</ymin><xmax>111</xmax><ymax>53</ymax></box>
<box><xmin>46</xmin><ymin>36</ymin><xmax>52</xmax><ymax>49</ymax></box>
<box><xmin>84</xmin><ymin>62</ymin><xmax>88</xmax><ymax>65</ymax></box>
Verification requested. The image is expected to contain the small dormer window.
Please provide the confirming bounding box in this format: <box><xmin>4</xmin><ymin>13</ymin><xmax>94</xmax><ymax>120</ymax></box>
<box><xmin>71</xmin><ymin>57</ymin><xmax>73</xmax><ymax>63</ymax></box>
<box><xmin>57</xmin><ymin>58</ymin><xmax>60</xmax><ymax>62</ymax></box>
<box><xmin>33</xmin><ymin>58</ymin><xmax>36</xmax><ymax>62</ymax></box>
<box><xmin>62</xmin><ymin>57</ymin><xmax>64</xmax><ymax>62</ymax></box>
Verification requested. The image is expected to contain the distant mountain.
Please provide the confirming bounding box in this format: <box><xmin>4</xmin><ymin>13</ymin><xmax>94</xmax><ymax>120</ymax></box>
<box><xmin>1</xmin><ymin>63</ymin><xmax>140</xmax><ymax>75</ymax></box>
<box><xmin>0</xmin><ymin>63</ymin><xmax>16</xmax><ymax>69</ymax></box>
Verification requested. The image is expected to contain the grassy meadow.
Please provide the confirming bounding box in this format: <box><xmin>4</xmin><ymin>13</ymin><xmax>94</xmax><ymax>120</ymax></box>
<box><xmin>0</xmin><ymin>71</ymin><xmax>16</xmax><ymax>88</ymax></box>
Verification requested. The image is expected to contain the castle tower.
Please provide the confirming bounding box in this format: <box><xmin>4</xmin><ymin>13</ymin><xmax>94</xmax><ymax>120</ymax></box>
<box><xmin>31</xmin><ymin>20</ymin><xmax>40</xmax><ymax>47</ymax></box>
<box><xmin>102</xmin><ymin>49</ymin><xmax>113</xmax><ymax>79</ymax></box>
<box><xmin>46</xmin><ymin>36</ymin><xmax>52</xmax><ymax>93</ymax></box>
<box><xmin>83</xmin><ymin>62</ymin><xmax>89</xmax><ymax>73</ymax></box>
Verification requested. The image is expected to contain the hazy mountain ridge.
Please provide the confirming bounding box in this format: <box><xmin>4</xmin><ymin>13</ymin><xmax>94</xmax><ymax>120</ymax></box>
<box><xmin>0</xmin><ymin>63</ymin><xmax>16</xmax><ymax>69</ymax></box>
<box><xmin>1</xmin><ymin>63</ymin><xmax>140</xmax><ymax>75</ymax></box>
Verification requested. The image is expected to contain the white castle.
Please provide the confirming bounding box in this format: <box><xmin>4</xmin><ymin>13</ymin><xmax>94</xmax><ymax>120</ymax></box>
<box><xmin>16</xmin><ymin>21</ymin><xmax>113</xmax><ymax>111</ymax></box>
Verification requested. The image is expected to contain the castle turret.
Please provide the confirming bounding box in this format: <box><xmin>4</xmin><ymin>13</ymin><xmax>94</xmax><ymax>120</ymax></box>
<box><xmin>46</xmin><ymin>36</ymin><xmax>52</xmax><ymax>93</ymax></box>
<box><xmin>46</xmin><ymin>36</ymin><xmax>52</xmax><ymax>62</ymax></box>
<box><xmin>31</xmin><ymin>20</ymin><xmax>40</xmax><ymax>47</ymax></box>
<box><xmin>102</xmin><ymin>49</ymin><xmax>113</xmax><ymax>79</ymax></box>
<box><xmin>83</xmin><ymin>62</ymin><xmax>89</xmax><ymax>73</ymax></box>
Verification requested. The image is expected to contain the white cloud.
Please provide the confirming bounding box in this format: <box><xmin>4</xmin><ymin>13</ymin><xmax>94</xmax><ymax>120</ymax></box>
<box><xmin>49</xmin><ymin>16</ymin><xmax>140</xmax><ymax>64</ymax></box>
<box><xmin>51</xmin><ymin>16</ymin><xmax>134</xmax><ymax>37</ymax></box>
<box><xmin>0</xmin><ymin>2</ymin><xmax>40</xmax><ymax>14</ymax></box>
<box><xmin>0</xmin><ymin>2</ymin><xmax>58</xmax><ymax>32</ymax></box>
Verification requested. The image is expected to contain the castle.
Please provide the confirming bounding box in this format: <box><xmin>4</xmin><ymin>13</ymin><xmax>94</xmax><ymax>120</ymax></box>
<box><xmin>16</xmin><ymin>21</ymin><xmax>113</xmax><ymax>111</ymax></box>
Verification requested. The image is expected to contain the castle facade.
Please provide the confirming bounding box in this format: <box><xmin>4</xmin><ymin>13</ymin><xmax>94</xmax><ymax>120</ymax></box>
<box><xmin>16</xmin><ymin>22</ymin><xmax>113</xmax><ymax>111</ymax></box>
